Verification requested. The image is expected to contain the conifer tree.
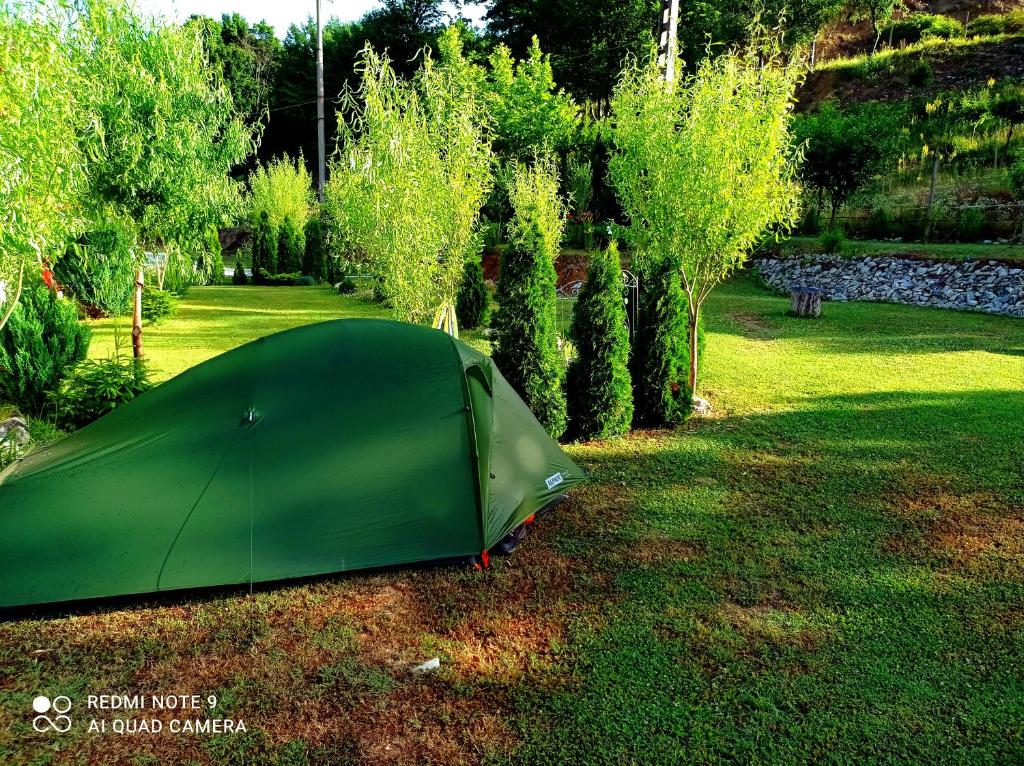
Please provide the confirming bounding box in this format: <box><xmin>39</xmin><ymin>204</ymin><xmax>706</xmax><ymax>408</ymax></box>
<box><xmin>456</xmin><ymin>256</ymin><xmax>489</xmax><ymax>329</ymax></box>
<box><xmin>567</xmin><ymin>242</ymin><xmax>633</xmax><ymax>439</ymax></box>
<box><xmin>277</xmin><ymin>215</ymin><xmax>304</xmax><ymax>273</ymax></box>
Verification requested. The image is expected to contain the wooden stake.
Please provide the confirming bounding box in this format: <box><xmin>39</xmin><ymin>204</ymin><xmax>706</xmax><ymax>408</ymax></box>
<box><xmin>132</xmin><ymin>267</ymin><xmax>144</xmax><ymax>359</ymax></box>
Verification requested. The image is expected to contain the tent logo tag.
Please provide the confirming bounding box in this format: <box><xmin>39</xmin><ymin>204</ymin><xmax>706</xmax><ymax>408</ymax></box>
<box><xmin>545</xmin><ymin>472</ymin><xmax>564</xmax><ymax>490</ymax></box>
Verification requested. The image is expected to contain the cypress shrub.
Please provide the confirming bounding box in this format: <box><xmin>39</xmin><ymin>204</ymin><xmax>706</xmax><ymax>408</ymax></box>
<box><xmin>0</xmin><ymin>282</ymin><xmax>91</xmax><ymax>417</ymax></box>
<box><xmin>232</xmin><ymin>255</ymin><xmax>248</xmax><ymax>285</ymax></box>
<box><xmin>250</xmin><ymin>211</ymin><xmax>277</xmax><ymax>276</ymax></box>
<box><xmin>566</xmin><ymin>242</ymin><xmax>632</xmax><ymax>440</ymax></box>
<box><xmin>277</xmin><ymin>216</ymin><xmax>304</xmax><ymax>274</ymax></box>
<box><xmin>492</xmin><ymin>220</ymin><xmax>566</xmax><ymax>439</ymax></box>
<box><xmin>302</xmin><ymin>215</ymin><xmax>327</xmax><ymax>282</ymax></box>
<box><xmin>456</xmin><ymin>256</ymin><xmax>489</xmax><ymax>330</ymax></box>
<box><xmin>630</xmin><ymin>256</ymin><xmax>690</xmax><ymax>427</ymax></box>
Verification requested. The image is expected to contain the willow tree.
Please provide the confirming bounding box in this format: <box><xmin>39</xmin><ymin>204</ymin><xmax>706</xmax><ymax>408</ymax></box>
<box><xmin>71</xmin><ymin>0</ymin><xmax>252</xmax><ymax>286</ymax></box>
<box><xmin>0</xmin><ymin>3</ymin><xmax>90</xmax><ymax>330</ymax></box>
<box><xmin>610</xmin><ymin>37</ymin><xmax>802</xmax><ymax>396</ymax></box>
<box><xmin>325</xmin><ymin>27</ymin><xmax>492</xmax><ymax>325</ymax></box>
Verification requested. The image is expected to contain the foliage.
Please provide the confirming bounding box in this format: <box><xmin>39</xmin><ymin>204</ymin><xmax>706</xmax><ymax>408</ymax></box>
<box><xmin>233</xmin><ymin>255</ymin><xmax>249</xmax><ymax>285</ymax></box>
<box><xmin>956</xmin><ymin>208</ymin><xmax>984</xmax><ymax>242</ymax></box>
<box><xmin>251</xmin><ymin>269</ymin><xmax>305</xmax><ymax>286</ymax></box>
<box><xmin>507</xmin><ymin>154</ymin><xmax>566</xmax><ymax>260</ymax></box>
<box><xmin>276</xmin><ymin>216</ymin><xmax>305</xmax><ymax>274</ymax></box>
<box><xmin>610</xmin><ymin>37</ymin><xmax>802</xmax><ymax>393</ymax></box>
<box><xmin>794</xmin><ymin>102</ymin><xmax>906</xmax><ymax>223</ymax></box>
<box><xmin>566</xmin><ymin>242</ymin><xmax>632</xmax><ymax>440</ymax></box>
<box><xmin>141</xmin><ymin>286</ymin><xmax>177</xmax><ymax>324</ymax></box>
<box><xmin>865</xmin><ymin>208</ymin><xmax>894</xmax><ymax>239</ymax></box>
<box><xmin>853</xmin><ymin>0</ymin><xmax>901</xmax><ymax>42</ymax></box>
<box><xmin>629</xmin><ymin>255</ymin><xmax>690</xmax><ymax>426</ymax></box>
<box><xmin>326</xmin><ymin>29</ymin><xmax>492</xmax><ymax>323</ymax></box>
<box><xmin>302</xmin><ymin>215</ymin><xmax>327</xmax><ymax>282</ymax></box>
<box><xmin>881</xmin><ymin>14</ymin><xmax>964</xmax><ymax>46</ymax></box>
<box><xmin>50</xmin><ymin>352</ymin><xmax>152</xmax><ymax>430</ymax></box>
<box><xmin>819</xmin><ymin>227</ymin><xmax>846</xmax><ymax>253</ymax></box>
<box><xmin>0</xmin><ymin>282</ymin><xmax>91</xmax><ymax>417</ymax></box>
<box><xmin>249</xmin><ymin>154</ymin><xmax>313</xmax><ymax>231</ymax></box>
<box><xmin>483</xmin><ymin>0</ymin><xmax>660</xmax><ymax>102</ymax></box>
<box><xmin>70</xmin><ymin>0</ymin><xmax>253</xmax><ymax>274</ymax></box>
<box><xmin>485</xmin><ymin>37</ymin><xmax>578</xmax><ymax>158</ymax></box>
<box><xmin>1010</xmin><ymin>156</ymin><xmax>1024</xmax><ymax>201</ymax></box>
<box><xmin>990</xmin><ymin>84</ymin><xmax>1024</xmax><ymax>149</ymax></box>
<box><xmin>185</xmin><ymin>13</ymin><xmax>281</xmax><ymax>127</ymax></box>
<box><xmin>492</xmin><ymin>222</ymin><xmax>566</xmax><ymax>439</ymax></box>
<box><xmin>251</xmin><ymin>211</ymin><xmax>278</xmax><ymax>275</ymax></box>
<box><xmin>566</xmin><ymin>153</ymin><xmax>594</xmax><ymax>215</ymax></box>
<box><xmin>456</xmin><ymin>257</ymin><xmax>489</xmax><ymax>330</ymax></box>
<box><xmin>55</xmin><ymin>219</ymin><xmax>138</xmax><ymax>316</ymax></box>
<box><xmin>0</xmin><ymin>2</ymin><xmax>91</xmax><ymax>331</ymax></box>
<box><xmin>966</xmin><ymin>11</ymin><xmax>1024</xmax><ymax>37</ymax></box>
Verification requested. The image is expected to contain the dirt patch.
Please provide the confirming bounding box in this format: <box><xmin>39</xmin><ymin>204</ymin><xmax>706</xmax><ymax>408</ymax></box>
<box><xmin>727</xmin><ymin>311</ymin><xmax>778</xmax><ymax>339</ymax></box>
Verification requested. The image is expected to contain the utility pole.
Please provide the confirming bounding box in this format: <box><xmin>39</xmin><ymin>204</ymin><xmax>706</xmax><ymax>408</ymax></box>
<box><xmin>316</xmin><ymin>0</ymin><xmax>326</xmax><ymax>202</ymax></box>
<box><xmin>656</xmin><ymin>0</ymin><xmax>680</xmax><ymax>85</ymax></box>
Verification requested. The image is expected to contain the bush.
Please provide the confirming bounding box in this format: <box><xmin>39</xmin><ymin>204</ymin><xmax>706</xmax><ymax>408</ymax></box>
<box><xmin>55</xmin><ymin>221</ymin><xmax>137</xmax><ymax>316</ymax></box>
<box><xmin>492</xmin><ymin>220</ymin><xmax>566</xmax><ymax>439</ymax></box>
<box><xmin>250</xmin><ymin>210</ymin><xmax>278</xmax><ymax>274</ymax></box>
<box><xmin>302</xmin><ymin>215</ymin><xmax>327</xmax><ymax>282</ymax></box>
<box><xmin>820</xmin><ymin>228</ymin><xmax>846</xmax><ymax>253</ymax></box>
<box><xmin>277</xmin><ymin>216</ymin><xmax>304</xmax><ymax>274</ymax></box>
<box><xmin>800</xmin><ymin>205</ymin><xmax>821</xmax><ymax>236</ymax></box>
<box><xmin>252</xmin><ymin>269</ymin><xmax>305</xmax><ymax>286</ymax></box>
<box><xmin>232</xmin><ymin>255</ymin><xmax>248</xmax><ymax>285</ymax></box>
<box><xmin>630</xmin><ymin>257</ymin><xmax>690</xmax><ymax>427</ymax></box>
<box><xmin>906</xmin><ymin>58</ymin><xmax>934</xmax><ymax>87</ymax></box>
<box><xmin>456</xmin><ymin>257</ymin><xmax>489</xmax><ymax>330</ymax></box>
<box><xmin>883</xmin><ymin>13</ymin><xmax>964</xmax><ymax>45</ymax></box>
<box><xmin>0</xmin><ymin>283</ymin><xmax>91</xmax><ymax>417</ymax></box>
<box><xmin>140</xmin><ymin>286</ymin><xmax>176</xmax><ymax>324</ymax></box>
<box><xmin>866</xmin><ymin>208</ymin><xmax>894</xmax><ymax>239</ymax></box>
<box><xmin>337</xmin><ymin>278</ymin><xmax>357</xmax><ymax>294</ymax></box>
<box><xmin>50</xmin><ymin>354</ymin><xmax>152</xmax><ymax>430</ymax></box>
<box><xmin>195</xmin><ymin>226</ymin><xmax>224</xmax><ymax>285</ymax></box>
<box><xmin>293</xmin><ymin>275</ymin><xmax>315</xmax><ymax>286</ymax></box>
<box><xmin>957</xmin><ymin>207</ymin><xmax>984</xmax><ymax>242</ymax></box>
<box><xmin>967</xmin><ymin>11</ymin><xmax>1024</xmax><ymax>37</ymax></box>
<box><xmin>566</xmin><ymin>242</ymin><xmax>633</xmax><ymax>441</ymax></box>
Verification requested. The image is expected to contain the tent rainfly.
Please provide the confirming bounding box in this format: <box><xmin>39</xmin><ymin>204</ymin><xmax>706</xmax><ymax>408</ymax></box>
<box><xmin>0</xmin><ymin>319</ymin><xmax>583</xmax><ymax>609</ymax></box>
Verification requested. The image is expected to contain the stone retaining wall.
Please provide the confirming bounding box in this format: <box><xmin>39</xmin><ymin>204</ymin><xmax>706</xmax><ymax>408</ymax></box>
<box><xmin>753</xmin><ymin>254</ymin><xmax>1024</xmax><ymax>317</ymax></box>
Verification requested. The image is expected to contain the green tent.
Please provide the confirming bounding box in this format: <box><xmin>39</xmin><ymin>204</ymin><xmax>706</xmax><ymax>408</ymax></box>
<box><xmin>0</xmin><ymin>319</ymin><xmax>583</xmax><ymax>609</ymax></box>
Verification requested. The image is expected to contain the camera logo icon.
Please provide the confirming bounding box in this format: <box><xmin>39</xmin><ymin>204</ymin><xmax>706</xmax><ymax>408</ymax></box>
<box><xmin>32</xmin><ymin>695</ymin><xmax>72</xmax><ymax>733</ymax></box>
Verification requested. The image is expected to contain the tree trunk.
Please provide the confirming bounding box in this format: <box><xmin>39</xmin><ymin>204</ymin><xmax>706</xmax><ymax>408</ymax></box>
<box><xmin>687</xmin><ymin>306</ymin><xmax>699</xmax><ymax>394</ymax></box>
<box><xmin>132</xmin><ymin>267</ymin><xmax>144</xmax><ymax>359</ymax></box>
<box><xmin>1006</xmin><ymin>121</ymin><xmax>1016</xmax><ymax>152</ymax></box>
<box><xmin>924</xmin><ymin>153</ymin><xmax>940</xmax><ymax>243</ymax></box>
<box><xmin>790</xmin><ymin>287</ymin><xmax>822</xmax><ymax>318</ymax></box>
<box><xmin>0</xmin><ymin>261</ymin><xmax>25</xmax><ymax>334</ymax></box>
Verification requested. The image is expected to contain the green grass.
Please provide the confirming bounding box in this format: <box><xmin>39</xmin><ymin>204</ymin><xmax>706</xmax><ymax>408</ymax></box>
<box><xmin>780</xmin><ymin>235</ymin><xmax>1024</xmax><ymax>262</ymax></box>
<box><xmin>817</xmin><ymin>32</ymin><xmax>1022</xmax><ymax>78</ymax></box>
<box><xmin>2</xmin><ymin>279</ymin><xmax>1022</xmax><ymax>764</ymax></box>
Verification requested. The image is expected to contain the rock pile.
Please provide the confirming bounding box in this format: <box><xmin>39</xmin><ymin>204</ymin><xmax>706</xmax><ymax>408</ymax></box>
<box><xmin>753</xmin><ymin>254</ymin><xmax>1024</xmax><ymax>317</ymax></box>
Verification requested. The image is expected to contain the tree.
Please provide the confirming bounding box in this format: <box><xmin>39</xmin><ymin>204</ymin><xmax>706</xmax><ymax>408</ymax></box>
<box><xmin>915</xmin><ymin>96</ymin><xmax>967</xmax><ymax>242</ymax></box>
<box><xmin>794</xmin><ymin>101</ymin><xmax>904</xmax><ymax>225</ymax></box>
<box><xmin>71</xmin><ymin>0</ymin><xmax>253</xmax><ymax>281</ymax></box>
<box><xmin>853</xmin><ymin>0</ymin><xmax>900</xmax><ymax>52</ymax></box>
<box><xmin>485</xmin><ymin>37</ymin><xmax>578</xmax><ymax>157</ymax></box>
<box><xmin>303</xmin><ymin>216</ymin><xmax>327</xmax><ymax>281</ymax></box>
<box><xmin>991</xmin><ymin>84</ymin><xmax>1024</xmax><ymax>151</ymax></box>
<box><xmin>610</xmin><ymin>37</ymin><xmax>801</xmax><ymax>396</ymax></box>
<box><xmin>326</xmin><ymin>28</ymin><xmax>492</xmax><ymax>323</ymax></box>
<box><xmin>566</xmin><ymin>242</ymin><xmax>632</xmax><ymax>440</ymax></box>
<box><xmin>249</xmin><ymin>154</ymin><xmax>314</xmax><ymax>231</ymax></box>
<box><xmin>251</xmin><ymin>211</ymin><xmax>278</xmax><ymax>275</ymax></box>
<box><xmin>0</xmin><ymin>281</ymin><xmax>91</xmax><ymax>417</ymax></box>
<box><xmin>0</xmin><ymin>4</ymin><xmax>90</xmax><ymax>331</ymax></box>
<box><xmin>456</xmin><ymin>257</ymin><xmax>489</xmax><ymax>329</ymax></box>
<box><xmin>277</xmin><ymin>217</ymin><xmax>305</xmax><ymax>273</ymax></box>
<box><xmin>1009</xmin><ymin>156</ymin><xmax>1024</xmax><ymax>243</ymax></box>
<box><xmin>185</xmin><ymin>13</ymin><xmax>281</xmax><ymax>128</ymax></box>
<box><xmin>492</xmin><ymin>157</ymin><xmax>566</xmax><ymax>438</ymax></box>
<box><xmin>630</xmin><ymin>254</ymin><xmax>690</xmax><ymax>426</ymax></box>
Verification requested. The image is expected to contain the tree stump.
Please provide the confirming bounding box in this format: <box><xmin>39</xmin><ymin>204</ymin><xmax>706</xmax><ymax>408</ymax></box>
<box><xmin>790</xmin><ymin>286</ymin><xmax>821</xmax><ymax>318</ymax></box>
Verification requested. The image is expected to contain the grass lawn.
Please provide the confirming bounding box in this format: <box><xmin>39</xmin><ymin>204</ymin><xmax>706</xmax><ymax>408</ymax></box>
<box><xmin>2</xmin><ymin>278</ymin><xmax>1023</xmax><ymax>764</ymax></box>
<box><xmin>780</xmin><ymin>236</ymin><xmax>1024</xmax><ymax>263</ymax></box>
